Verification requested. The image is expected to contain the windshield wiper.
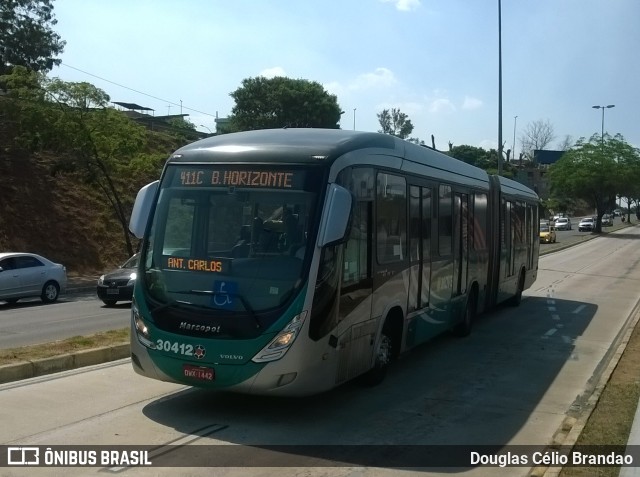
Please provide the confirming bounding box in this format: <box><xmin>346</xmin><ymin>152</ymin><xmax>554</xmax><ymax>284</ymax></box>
<box><xmin>173</xmin><ymin>289</ymin><xmax>261</xmax><ymax>329</ymax></box>
<box><xmin>149</xmin><ymin>297</ymin><xmax>193</xmax><ymax>318</ymax></box>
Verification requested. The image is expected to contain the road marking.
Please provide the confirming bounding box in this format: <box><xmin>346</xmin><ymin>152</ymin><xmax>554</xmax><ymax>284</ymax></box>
<box><xmin>543</xmin><ymin>328</ymin><xmax>557</xmax><ymax>338</ymax></box>
<box><xmin>106</xmin><ymin>424</ymin><xmax>228</xmax><ymax>473</ymax></box>
<box><xmin>552</xmin><ymin>314</ymin><xmax>560</xmax><ymax>321</ymax></box>
<box><xmin>572</xmin><ymin>304</ymin><xmax>587</xmax><ymax>314</ymax></box>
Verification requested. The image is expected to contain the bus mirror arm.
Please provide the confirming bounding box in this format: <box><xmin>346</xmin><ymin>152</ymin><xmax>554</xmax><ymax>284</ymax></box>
<box><xmin>129</xmin><ymin>181</ymin><xmax>160</xmax><ymax>239</ymax></box>
<box><xmin>318</xmin><ymin>183</ymin><xmax>352</xmax><ymax>247</ymax></box>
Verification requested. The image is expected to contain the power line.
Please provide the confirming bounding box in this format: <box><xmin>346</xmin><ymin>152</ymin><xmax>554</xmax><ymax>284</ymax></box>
<box><xmin>59</xmin><ymin>62</ymin><xmax>217</xmax><ymax>118</ymax></box>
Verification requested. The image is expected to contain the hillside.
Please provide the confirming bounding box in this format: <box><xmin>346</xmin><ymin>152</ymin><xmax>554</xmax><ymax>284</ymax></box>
<box><xmin>0</xmin><ymin>142</ymin><xmax>176</xmax><ymax>275</ymax></box>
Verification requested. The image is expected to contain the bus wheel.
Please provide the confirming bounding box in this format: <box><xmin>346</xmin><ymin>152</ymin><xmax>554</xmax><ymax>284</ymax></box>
<box><xmin>454</xmin><ymin>291</ymin><xmax>476</xmax><ymax>337</ymax></box>
<box><xmin>359</xmin><ymin>330</ymin><xmax>392</xmax><ymax>387</ymax></box>
<box><xmin>509</xmin><ymin>272</ymin><xmax>525</xmax><ymax>307</ymax></box>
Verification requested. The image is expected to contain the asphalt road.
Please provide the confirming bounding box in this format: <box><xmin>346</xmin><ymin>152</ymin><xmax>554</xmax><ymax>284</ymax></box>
<box><xmin>0</xmin><ymin>291</ymin><xmax>130</xmax><ymax>349</ymax></box>
<box><xmin>1</xmin><ymin>227</ymin><xmax>639</xmax><ymax>476</ymax></box>
<box><xmin>0</xmin><ymin>217</ymin><xmax>630</xmax><ymax>351</ymax></box>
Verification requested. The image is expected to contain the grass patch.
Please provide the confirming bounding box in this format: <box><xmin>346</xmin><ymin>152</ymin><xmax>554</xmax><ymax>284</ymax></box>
<box><xmin>0</xmin><ymin>328</ymin><xmax>129</xmax><ymax>366</ymax></box>
<box><xmin>559</xmin><ymin>315</ymin><xmax>640</xmax><ymax>477</ymax></box>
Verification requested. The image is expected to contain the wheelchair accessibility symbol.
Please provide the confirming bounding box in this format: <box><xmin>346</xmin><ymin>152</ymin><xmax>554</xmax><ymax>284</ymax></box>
<box><xmin>212</xmin><ymin>280</ymin><xmax>237</xmax><ymax>309</ymax></box>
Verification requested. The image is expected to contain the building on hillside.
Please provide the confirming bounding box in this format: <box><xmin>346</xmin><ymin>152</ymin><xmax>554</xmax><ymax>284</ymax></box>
<box><xmin>511</xmin><ymin>150</ymin><xmax>566</xmax><ymax>200</ymax></box>
<box><xmin>112</xmin><ymin>102</ymin><xmax>208</xmax><ymax>141</ymax></box>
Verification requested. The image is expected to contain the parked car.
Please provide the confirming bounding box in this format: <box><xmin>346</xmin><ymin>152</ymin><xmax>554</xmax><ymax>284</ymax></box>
<box><xmin>601</xmin><ymin>214</ymin><xmax>613</xmax><ymax>226</ymax></box>
<box><xmin>554</xmin><ymin>217</ymin><xmax>572</xmax><ymax>231</ymax></box>
<box><xmin>578</xmin><ymin>217</ymin><xmax>595</xmax><ymax>232</ymax></box>
<box><xmin>96</xmin><ymin>253</ymin><xmax>139</xmax><ymax>306</ymax></box>
<box><xmin>539</xmin><ymin>223</ymin><xmax>557</xmax><ymax>244</ymax></box>
<box><xmin>0</xmin><ymin>252</ymin><xmax>67</xmax><ymax>304</ymax></box>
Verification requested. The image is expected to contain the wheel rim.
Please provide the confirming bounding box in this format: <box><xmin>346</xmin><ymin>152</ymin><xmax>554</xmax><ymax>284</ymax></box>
<box><xmin>45</xmin><ymin>284</ymin><xmax>58</xmax><ymax>300</ymax></box>
<box><xmin>377</xmin><ymin>334</ymin><xmax>392</xmax><ymax>366</ymax></box>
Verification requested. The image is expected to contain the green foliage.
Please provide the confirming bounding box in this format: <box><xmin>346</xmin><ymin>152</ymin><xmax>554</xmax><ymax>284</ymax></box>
<box><xmin>549</xmin><ymin>133</ymin><xmax>640</xmax><ymax>230</ymax></box>
<box><xmin>167</xmin><ymin>116</ymin><xmax>196</xmax><ymax>131</ymax></box>
<box><xmin>377</xmin><ymin>108</ymin><xmax>414</xmax><ymax>139</ymax></box>
<box><xmin>228</xmin><ymin>76</ymin><xmax>342</xmax><ymax>131</ymax></box>
<box><xmin>448</xmin><ymin>145</ymin><xmax>489</xmax><ymax>168</ymax></box>
<box><xmin>0</xmin><ymin>0</ymin><xmax>65</xmax><ymax>76</ymax></box>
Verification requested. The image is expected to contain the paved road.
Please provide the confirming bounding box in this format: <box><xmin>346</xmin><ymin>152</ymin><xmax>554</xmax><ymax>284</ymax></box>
<box><xmin>1</xmin><ymin>227</ymin><xmax>639</xmax><ymax>476</ymax></box>
<box><xmin>0</xmin><ymin>291</ymin><xmax>130</xmax><ymax>349</ymax></box>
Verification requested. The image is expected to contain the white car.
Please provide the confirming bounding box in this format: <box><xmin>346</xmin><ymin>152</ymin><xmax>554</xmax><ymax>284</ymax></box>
<box><xmin>578</xmin><ymin>217</ymin><xmax>595</xmax><ymax>232</ymax></box>
<box><xmin>0</xmin><ymin>252</ymin><xmax>67</xmax><ymax>304</ymax></box>
<box><xmin>554</xmin><ymin>217</ymin><xmax>572</xmax><ymax>230</ymax></box>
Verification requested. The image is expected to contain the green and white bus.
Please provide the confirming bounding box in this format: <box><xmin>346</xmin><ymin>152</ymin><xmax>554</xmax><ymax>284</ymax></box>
<box><xmin>128</xmin><ymin>128</ymin><xmax>539</xmax><ymax>396</ymax></box>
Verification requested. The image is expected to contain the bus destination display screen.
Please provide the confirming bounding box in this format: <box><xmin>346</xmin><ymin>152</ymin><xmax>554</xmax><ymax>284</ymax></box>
<box><xmin>173</xmin><ymin>167</ymin><xmax>305</xmax><ymax>190</ymax></box>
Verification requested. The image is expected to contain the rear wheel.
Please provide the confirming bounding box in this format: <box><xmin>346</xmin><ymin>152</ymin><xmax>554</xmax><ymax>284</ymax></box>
<box><xmin>41</xmin><ymin>281</ymin><xmax>60</xmax><ymax>303</ymax></box>
<box><xmin>509</xmin><ymin>272</ymin><xmax>525</xmax><ymax>307</ymax></box>
<box><xmin>102</xmin><ymin>299</ymin><xmax>117</xmax><ymax>307</ymax></box>
<box><xmin>5</xmin><ymin>298</ymin><xmax>19</xmax><ymax>304</ymax></box>
<box><xmin>453</xmin><ymin>291</ymin><xmax>476</xmax><ymax>337</ymax></box>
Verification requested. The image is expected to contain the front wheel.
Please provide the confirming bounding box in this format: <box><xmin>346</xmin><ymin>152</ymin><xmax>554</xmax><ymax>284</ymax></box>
<box><xmin>359</xmin><ymin>330</ymin><xmax>392</xmax><ymax>387</ymax></box>
<box><xmin>41</xmin><ymin>281</ymin><xmax>60</xmax><ymax>303</ymax></box>
<box><xmin>102</xmin><ymin>299</ymin><xmax>117</xmax><ymax>307</ymax></box>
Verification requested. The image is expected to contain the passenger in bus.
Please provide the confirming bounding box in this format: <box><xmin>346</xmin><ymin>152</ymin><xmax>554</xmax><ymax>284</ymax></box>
<box><xmin>231</xmin><ymin>225</ymin><xmax>251</xmax><ymax>258</ymax></box>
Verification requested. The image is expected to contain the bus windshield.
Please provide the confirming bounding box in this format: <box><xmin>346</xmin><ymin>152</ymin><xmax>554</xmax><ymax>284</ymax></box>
<box><xmin>142</xmin><ymin>164</ymin><xmax>322</xmax><ymax>317</ymax></box>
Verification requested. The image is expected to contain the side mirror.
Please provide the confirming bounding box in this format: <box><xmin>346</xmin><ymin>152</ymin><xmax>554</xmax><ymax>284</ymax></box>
<box><xmin>317</xmin><ymin>184</ymin><xmax>352</xmax><ymax>247</ymax></box>
<box><xmin>129</xmin><ymin>181</ymin><xmax>159</xmax><ymax>239</ymax></box>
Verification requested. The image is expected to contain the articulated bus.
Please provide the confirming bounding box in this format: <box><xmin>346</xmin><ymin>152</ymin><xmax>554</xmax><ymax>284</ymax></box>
<box><xmin>128</xmin><ymin>128</ymin><xmax>540</xmax><ymax>396</ymax></box>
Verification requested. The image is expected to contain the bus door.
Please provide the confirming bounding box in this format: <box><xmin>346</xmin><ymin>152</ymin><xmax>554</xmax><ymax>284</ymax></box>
<box><xmin>406</xmin><ymin>186</ymin><xmax>435</xmax><ymax>346</ymax></box>
<box><xmin>427</xmin><ymin>184</ymin><xmax>455</xmax><ymax>329</ymax></box>
<box><xmin>452</xmin><ymin>193</ymin><xmax>469</xmax><ymax>297</ymax></box>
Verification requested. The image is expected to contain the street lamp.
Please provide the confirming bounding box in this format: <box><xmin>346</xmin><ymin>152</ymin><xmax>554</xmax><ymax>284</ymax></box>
<box><xmin>592</xmin><ymin>104</ymin><xmax>615</xmax><ymax>145</ymax></box>
<box><xmin>200</xmin><ymin>124</ymin><xmax>212</xmax><ymax>134</ymax></box>
<box><xmin>497</xmin><ymin>0</ymin><xmax>503</xmax><ymax>175</ymax></box>
<box><xmin>512</xmin><ymin>115</ymin><xmax>518</xmax><ymax>161</ymax></box>
<box><xmin>353</xmin><ymin>108</ymin><xmax>357</xmax><ymax>131</ymax></box>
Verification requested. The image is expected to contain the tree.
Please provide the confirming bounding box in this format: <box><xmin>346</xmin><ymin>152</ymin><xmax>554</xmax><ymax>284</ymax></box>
<box><xmin>612</xmin><ymin>134</ymin><xmax>640</xmax><ymax>223</ymax></box>
<box><xmin>377</xmin><ymin>108</ymin><xmax>414</xmax><ymax>139</ymax></box>
<box><xmin>0</xmin><ymin>0</ymin><xmax>66</xmax><ymax>77</ymax></box>
<box><xmin>227</xmin><ymin>76</ymin><xmax>342</xmax><ymax>131</ymax></box>
<box><xmin>548</xmin><ymin>133</ymin><xmax>639</xmax><ymax>232</ymax></box>
<box><xmin>520</xmin><ymin>119</ymin><xmax>556</xmax><ymax>160</ymax></box>
<box><xmin>44</xmin><ymin>78</ymin><xmax>147</xmax><ymax>255</ymax></box>
<box><xmin>557</xmin><ymin>135</ymin><xmax>574</xmax><ymax>151</ymax></box>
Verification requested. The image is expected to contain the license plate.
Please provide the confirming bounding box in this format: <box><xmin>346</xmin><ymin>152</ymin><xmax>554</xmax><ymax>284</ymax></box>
<box><xmin>183</xmin><ymin>364</ymin><xmax>215</xmax><ymax>381</ymax></box>
<box><xmin>107</xmin><ymin>289</ymin><xmax>120</xmax><ymax>295</ymax></box>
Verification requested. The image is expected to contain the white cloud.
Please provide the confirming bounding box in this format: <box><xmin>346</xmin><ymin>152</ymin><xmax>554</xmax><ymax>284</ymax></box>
<box><xmin>351</xmin><ymin>67</ymin><xmax>397</xmax><ymax>90</ymax></box>
<box><xmin>380</xmin><ymin>0</ymin><xmax>421</xmax><ymax>12</ymax></box>
<box><xmin>429</xmin><ymin>98</ymin><xmax>455</xmax><ymax>114</ymax></box>
<box><xmin>325</xmin><ymin>67</ymin><xmax>397</xmax><ymax>98</ymax></box>
<box><xmin>259</xmin><ymin>66</ymin><xmax>287</xmax><ymax>78</ymax></box>
<box><xmin>462</xmin><ymin>96</ymin><xmax>483</xmax><ymax>110</ymax></box>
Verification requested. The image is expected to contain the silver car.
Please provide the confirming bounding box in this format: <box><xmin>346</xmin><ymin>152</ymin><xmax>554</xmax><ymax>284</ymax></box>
<box><xmin>554</xmin><ymin>217</ymin><xmax>572</xmax><ymax>230</ymax></box>
<box><xmin>0</xmin><ymin>252</ymin><xmax>67</xmax><ymax>304</ymax></box>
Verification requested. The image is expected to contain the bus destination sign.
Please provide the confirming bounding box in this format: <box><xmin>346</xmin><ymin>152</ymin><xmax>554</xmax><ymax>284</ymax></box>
<box><xmin>164</xmin><ymin>256</ymin><xmax>228</xmax><ymax>274</ymax></box>
<box><xmin>174</xmin><ymin>167</ymin><xmax>304</xmax><ymax>189</ymax></box>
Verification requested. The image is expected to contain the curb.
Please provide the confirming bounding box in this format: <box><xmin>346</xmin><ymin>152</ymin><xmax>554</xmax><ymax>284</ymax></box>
<box><xmin>0</xmin><ymin>343</ymin><xmax>130</xmax><ymax>385</ymax></box>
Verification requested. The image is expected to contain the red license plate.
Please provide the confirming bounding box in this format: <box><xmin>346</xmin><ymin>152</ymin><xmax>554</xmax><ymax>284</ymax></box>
<box><xmin>183</xmin><ymin>364</ymin><xmax>215</xmax><ymax>381</ymax></box>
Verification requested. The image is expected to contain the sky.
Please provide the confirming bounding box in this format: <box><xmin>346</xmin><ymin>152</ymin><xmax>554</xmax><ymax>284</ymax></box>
<box><xmin>48</xmin><ymin>0</ymin><xmax>640</xmax><ymax>153</ymax></box>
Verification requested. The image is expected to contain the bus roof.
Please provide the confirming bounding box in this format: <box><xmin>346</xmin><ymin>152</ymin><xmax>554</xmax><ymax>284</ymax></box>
<box><xmin>170</xmin><ymin>128</ymin><xmax>396</xmax><ymax>164</ymax></box>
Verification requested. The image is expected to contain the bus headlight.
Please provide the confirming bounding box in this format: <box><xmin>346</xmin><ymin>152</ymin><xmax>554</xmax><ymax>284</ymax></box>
<box><xmin>252</xmin><ymin>311</ymin><xmax>307</xmax><ymax>363</ymax></box>
<box><xmin>132</xmin><ymin>303</ymin><xmax>154</xmax><ymax>348</ymax></box>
